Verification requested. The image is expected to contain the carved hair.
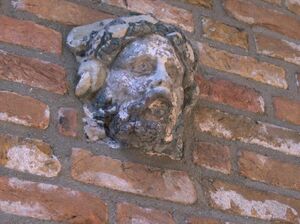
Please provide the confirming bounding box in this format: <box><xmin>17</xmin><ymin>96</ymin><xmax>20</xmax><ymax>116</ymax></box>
<box><xmin>67</xmin><ymin>14</ymin><xmax>198</xmax><ymax>106</ymax></box>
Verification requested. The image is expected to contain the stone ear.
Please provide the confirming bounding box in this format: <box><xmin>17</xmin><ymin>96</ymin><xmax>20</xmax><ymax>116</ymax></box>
<box><xmin>75</xmin><ymin>60</ymin><xmax>107</xmax><ymax>97</ymax></box>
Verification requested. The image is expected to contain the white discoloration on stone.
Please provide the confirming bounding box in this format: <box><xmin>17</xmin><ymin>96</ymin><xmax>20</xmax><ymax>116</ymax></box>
<box><xmin>11</xmin><ymin>0</ymin><xmax>24</xmax><ymax>9</ymax></box>
<box><xmin>0</xmin><ymin>112</ymin><xmax>30</xmax><ymax>126</ymax></box>
<box><xmin>79</xmin><ymin>171</ymin><xmax>135</xmax><ymax>192</ymax></box>
<box><xmin>163</xmin><ymin>171</ymin><xmax>197</xmax><ymax>204</ymax></box>
<box><xmin>0</xmin><ymin>200</ymin><xmax>51</xmax><ymax>220</ymax></box>
<box><xmin>258</xmin><ymin>96</ymin><xmax>265</xmax><ymax>112</ymax></box>
<box><xmin>131</xmin><ymin>217</ymin><xmax>151</xmax><ymax>224</ymax></box>
<box><xmin>210</xmin><ymin>188</ymin><xmax>300</xmax><ymax>222</ymax></box>
<box><xmin>232</xmin><ymin>14</ymin><xmax>255</xmax><ymax>24</ymax></box>
<box><xmin>44</xmin><ymin>106</ymin><xmax>50</xmax><ymax>120</ymax></box>
<box><xmin>8</xmin><ymin>177</ymin><xmax>33</xmax><ymax>190</ymax></box>
<box><xmin>198</xmin><ymin>120</ymin><xmax>233</xmax><ymax>138</ymax></box>
<box><xmin>5</xmin><ymin>145</ymin><xmax>61</xmax><ymax>177</ymax></box>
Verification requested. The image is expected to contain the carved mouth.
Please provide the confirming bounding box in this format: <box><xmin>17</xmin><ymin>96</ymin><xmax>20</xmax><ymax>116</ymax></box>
<box><xmin>144</xmin><ymin>87</ymin><xmax>173</xmax><ymax>108</ymax></box>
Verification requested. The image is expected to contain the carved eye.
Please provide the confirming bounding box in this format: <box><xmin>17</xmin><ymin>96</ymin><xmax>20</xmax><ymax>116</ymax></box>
<box><xmin>130</xmin><ymin>58</ymin><xmax>156</xmax><ymax>76</ymax></box>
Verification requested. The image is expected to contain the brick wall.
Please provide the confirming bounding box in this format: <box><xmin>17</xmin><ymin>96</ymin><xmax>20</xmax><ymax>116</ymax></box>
<box><xmin>0</xmin><ymin>0</ymin><xmax>300</xmax><ymax>223</ymax></box>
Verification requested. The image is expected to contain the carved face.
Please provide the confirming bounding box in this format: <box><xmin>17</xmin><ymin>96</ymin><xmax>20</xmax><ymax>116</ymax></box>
<box><xmin>95</xmin><ymin>34</ymin><xmax>185</xmax><ymax>150</ymax></box>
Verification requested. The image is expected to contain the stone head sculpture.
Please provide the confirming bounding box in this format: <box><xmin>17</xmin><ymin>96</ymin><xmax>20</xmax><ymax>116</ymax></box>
<box><xmin>67</xmin><ymin>15</ymin><xmax>197</xmax><ymax>159</ymax></box>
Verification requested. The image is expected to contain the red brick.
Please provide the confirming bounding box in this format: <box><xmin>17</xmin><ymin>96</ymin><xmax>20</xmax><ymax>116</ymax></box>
<box><xmin>102</xmin><ymin>0</ymin><xmax>194</xmax><ymax>32</ymax></box>
<box><xmin>58</xmin><ymin>107</ymin><xmax>78</xmax><ymax>137</ymax></box>
<box><xmin>195</xmin><ymin>75</ymin><xmax>264</xmax><ymax>113</ymax></box>
<box><xmin>71</xmin><ymin>148</ymin><xmax>197</xmax><ymax>204</ymax></box>
<box><xmin>0</xmin><ymin>91</ymin><xmax>49</xmax><ymax>129</ymax></box>
<box><xmin>0</xmin><ymin>176</ymin><xmax>108</xmax><ymax>223</ymax></box>
<box><xmin>274</xmin><ymin>97</ymin><xmax>300</xmax><ymax>125</ymax></box>
<box><xmin>255</xmin><ymin>34</ymin><xmax>300</xmax><ymax>66</ymax></box>
<box><xmin>207</xmin><ymin>180</ymin><xmax>300</xmax><ymax>223</ymax></box>
<box><xmin>202</xmin><ymin>18</ymin><xmax>248</xmax><ymax>49</ymax></box>
<box><xmin>195</xmin><ymin>107</ymin><xmax>300</xmax><ymax>157</ymax></box>
<box><xmin>239</xmin><ymin>151</ymin><xmax>300</xmax><ymax>191</ymax></box>
<box><xmin>184</xmin><ymin>0</ymin><xmax>213</xmax><ymax>9</ymax></box>
<box><xmin>286</xmin><ymin>0</ymin><xmax>300</xmax><ymax>15</ymax></box>
<box><xmin>225</xmin><ymin>0</ymin><xmax>300</xmax><ymax>40</ymax></box>
<box><xmin>0</xmin><ymin>134</ymin><xmax>60</xmax><ymax>177</ymax></box>
<box><xmin>0</xmin><ymin>16</ymin><xmax>61</xmax><ymax>54</ymax></box>
<box><xmin>193</xmin><ymin>142</ymin><xmax>231</xmax><ymax>174</ymax></box>
<box><xmin>117</xmin><ymin>202</ymin><xmax>175</xmax><ymax>224</ymax></box>
<box><xmin>13</xmin><ymin>0</ymin><xmax>114</xmax><ymax>26</ymax></box>
<box><xmin>198</xmin><ymin>43</ymin><xmax>287</xmax><ymax>89</ymax></box>
<box><xmin>0</xmin><ymin>51</ymin><xmax>67</xmax><ymax>94</ymax></box>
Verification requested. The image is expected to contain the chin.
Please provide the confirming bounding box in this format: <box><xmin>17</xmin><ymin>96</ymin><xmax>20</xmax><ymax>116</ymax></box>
<box><xmin>109</xmin><ymin>114</ymin><xmax>171</xmax><ymax>151</ymax></box>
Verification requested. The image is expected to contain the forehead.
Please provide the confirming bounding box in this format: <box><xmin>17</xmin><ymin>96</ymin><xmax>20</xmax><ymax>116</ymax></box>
<box><xmin>116</xmin><ymin>34</ymin><xmax>180</xmax><ymax>62</ymax></box>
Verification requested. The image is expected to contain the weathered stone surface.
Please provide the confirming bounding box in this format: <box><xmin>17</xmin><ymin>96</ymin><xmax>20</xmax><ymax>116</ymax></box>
<box><xmin>195</xmin><ymin>75</ymin><xmax>264</xmax><ymax>113</ymax></box>
<box><xmin>184</xmin><ymin>0</ymin><xmax>213</xmax><ymax>9</ymax></box>
<box><xmin>117</xmin><ymin>202</ymin><xmax>175</xmax><ymax>224</ymax></box>
<box><xmin>102</xmin><ymin>0</ymin><xmax>194</xmax><ymax>32</ymax></box>
<box><xmin>13</xmin><ymin>0</ymin><xmax>114</xmax><ymax>25</ymax></box>
<box><xmin>0</xmin><ymin>176</ymin><xmax>108</xmax><ymax>223</ymax></box>
<box><xmin>286</xmin><ymin>0</ymin><xmax>300</xmax><ymax>15</ymax></box>
<box><xmin>273</xmin><ymin>97</ymin><xmax>300</xmax><ymax>125</ymax></box>
<box><xmin>224</xmin><ymin>0</ymin><xmax>300</xmax><ymax>40</ymax></box>
<box><xmin>193</xmin><ymin>142</ymin><xmax>231</xmax><ymax>174</ymax></box>
<box><xmin>202</xmin><ymin>18</ymin><xmax>248</xmax><ymax>49</ymax></box>
<box><xmin>198</xmin><ymin>43</ymin><xmax>287</xmax><ymax>89</ymax></box>
<box><xmin>239</xmin><ymin>151</ymin><xmax>300</xmax><ymax>191</ymax></box>
<box><xmin>195</xmin><ymin>107</ymin><xmax>300</xmax><ymax>157</ymax></box>
<box><xmin>71</xmin><ymin>148</ymin><xmax>197</xmax><ymax>204</ymax></box>
<box><xmin>58</xmin><ymin>107</ymin><xmax>78</xmax><ymax>137</ymax></box>
<box><xmin>0</xmin><ymin>16</ymin><xmax>61</xmax><ymax>54</ymax></box>
<box><xmin>0</xmin><ymin>91</ymin><xmax>49</xmax><ymax>129</ymax></box>
<box><xmin>0</xmin><ymin>134</ymin><xmax>60</xmax><ymax>177</ymax></box>
<box><xmin>255</xmin><ymin>34</ymin><xmax>300</xmax><ymax>65</ymax></box>
<box><xmin>0</xmin><ymin>51</ymin><xmax>67</xmax><ymax>94</ymax></box>
<box><xmin>207</xmin><ymin>180</ymin><xmax>300</xmax><ymax>223</ymax></box>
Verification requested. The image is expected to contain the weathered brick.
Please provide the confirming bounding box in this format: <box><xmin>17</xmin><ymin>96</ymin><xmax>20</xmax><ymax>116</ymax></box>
<box><xmin>58</xmin><ymin>107</ymin><xmax>78</xmax><ymax>137</ymax></box>
<box><xmin>0</xmin><ymin>16</ymin><xmax>61</xmax><ymax>54</ymax></box>
<box><xmin>193</xmin><ymin>142</ymin><xmax>231</xmax><ymax>174</ymax></box>
<box><xmin>0</xmin><ymin>91</ymin><xmax>49</xmax><ymax>129</ymax></box>
<box><xmin>0</xmin><ymin>134</ymin><xmax>60</xmax><ymax>177</ymax></box>
<box><xmin>184</xmin><ymin>0</ymin><xmax>213</xmax><ymax>9</ymax></box>
<box><xmin>202</xmin><ymin>18</ymin><xmax>248</xmax><ymax>49</ymax></box>
<box><xmin>195</xmin><ymin>107</ymin><xmax>300</xmax><ymax>157</ymax></box>
<box><xmin>195</xmin><ymin>75</ymin><xmax>264</xmax><ymax>113</ymax></box>
<box><xmin>71</xmin><ymin>148</ymin><xmax>197</xmax><ymax>204</ymax></box>
<box><xmin>0</xmin><ymin>176</ymin><xmax>108</xmax><ymax>223</ymax></box>
<box><xmin>13</xmin><ymin>0</ymin><xmax>114</xmax><ymax>26</ymax></box>
<box><xmin>239</xmin><ymin>151</ymin><xmax>300</xmax><ymax>191</ymax></box>
<box><xmin>255</xmin><ymin>34</ymin><xmax>300</xmax><ymax>66</ymax></box>
<box><xmin>273</xmin><ymin>97</ymin><xmax>300</xmax><ymax>125</ymax></box>
<box><xmin>286</xmin><ymin>0</ymin><xmax>300</xmax><ymax>15</ymax></box>
<box><xmin>263</xmin><ymin>0</ymin><xmax>281</xmax><ymax>5</ymax></box>
<box><xmin>198</xmin><ymin>43</ymin><xmax>287</xmax><ymax>89</ymax></box>
<box><xmin>102</xmin><ymin>0</ymin><xmax>194</xmax><ymax>32</ymax></box>
<box><xmin>224</xmin><ymin>0</ymin><xmax>300</xmax><ymax>40</ymax></box>
<box><xmin>207</xmin><ymin>180</ymin><xmax>300</xmax><ymax>223</ymax></box>
<box><xmin>0</xmin><ymin>51</ymin><xmax>67</xmax><ymax>94</ymax></box>
<box><xmin>117</xmin><ymin>202</ymin><xmax>175</xmax><ymax>224</ymax></box>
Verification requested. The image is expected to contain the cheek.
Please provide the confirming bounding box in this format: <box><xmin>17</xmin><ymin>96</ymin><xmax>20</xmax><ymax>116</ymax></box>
<box><xmin>106</xmin><ymin>70</ymin><xmax>150</xmax><ymax>101</ymax></box>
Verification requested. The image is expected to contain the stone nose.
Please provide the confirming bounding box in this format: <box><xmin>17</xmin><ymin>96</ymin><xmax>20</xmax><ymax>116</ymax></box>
<box><xmin>151</xmin><ymin>61</ymin><xmax>172</xmax><ymax>88</ymax></box>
